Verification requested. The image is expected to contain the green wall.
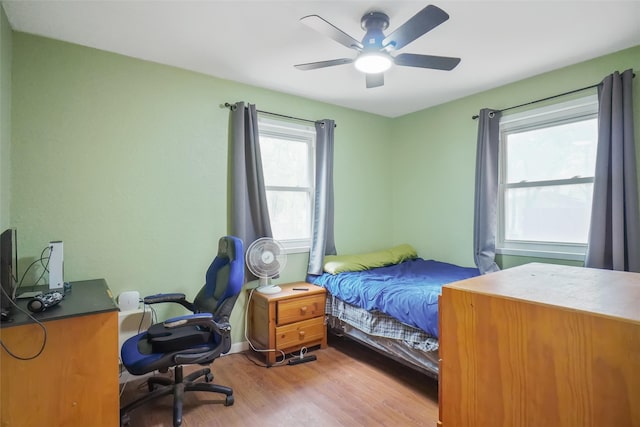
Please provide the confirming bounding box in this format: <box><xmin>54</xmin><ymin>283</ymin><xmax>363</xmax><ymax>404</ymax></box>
<box><xmin>0</xmin><ymin>5</ymin><xmax>11</xmax><ymax>230</ymax></box>
<box><xmin>390</xmin><ymin>45</ymin><xmax>640</xmax><ymax>269</ymax></box>
<box><xmin>9</xmin><ymin>33</ymin><xmax>393</xmax><ymax>341</ymax></box>
<box><xmin>6</xmin><ymin>25</ymin><xmax>640</xmax><ymax>344</ymax></box>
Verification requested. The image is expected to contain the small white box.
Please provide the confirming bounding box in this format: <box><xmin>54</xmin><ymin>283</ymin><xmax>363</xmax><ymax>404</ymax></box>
<box><xmin>118</xmin><ymin>291</ymin><xmax>140</xmax><ymax>311</ymax></box>
<box><xmin>48</xmin><ymin>241</ymin><xmax>64</xmax><ymax>290</ymax></box>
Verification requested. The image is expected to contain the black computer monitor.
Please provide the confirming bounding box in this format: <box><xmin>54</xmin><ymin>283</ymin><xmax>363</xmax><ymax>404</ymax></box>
<box><xmin>1</xmin><ymin>228</ymin><xmax>18</xmax><ymax>321</ymax></box>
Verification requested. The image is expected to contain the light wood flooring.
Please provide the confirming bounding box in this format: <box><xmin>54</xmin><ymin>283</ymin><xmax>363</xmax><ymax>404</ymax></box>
<box><xmin>120</xmin><ymin>335</ymin><xmax>439</xmax><ymax>426</ymax></box>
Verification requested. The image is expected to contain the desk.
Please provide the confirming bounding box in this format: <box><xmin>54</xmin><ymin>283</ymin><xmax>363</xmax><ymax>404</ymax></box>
<box><xmin>0</xmin><ymin>279</ymin><xmax>119</xmax><ymax>427</ymax></box>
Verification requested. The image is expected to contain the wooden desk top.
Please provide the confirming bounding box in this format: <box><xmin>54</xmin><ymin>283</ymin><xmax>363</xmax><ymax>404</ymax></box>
<box><xmin>444</xmin><ymin>263</ymin><xmax>640</xmax><ymax>324</ymax></box>
<box><xmin>0</xmin><ymin>278</ymin><xmax>118</xmax><ymax>328</ymax></box>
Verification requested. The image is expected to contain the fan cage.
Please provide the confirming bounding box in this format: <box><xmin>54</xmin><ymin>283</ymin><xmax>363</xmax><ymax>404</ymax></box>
<box><xmin>245</xmin><ymin>238</ymin><xmax>287</xmax><ymax>281</ymax></box>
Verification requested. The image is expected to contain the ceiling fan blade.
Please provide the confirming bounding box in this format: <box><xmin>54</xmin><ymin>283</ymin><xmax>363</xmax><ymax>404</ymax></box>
<box><xmin>394</xmin><ymin>53</ymin><xmax>461</xmax><ymax>71</ymax></box>
<box><xmin>383</xmin><ymin>5</ymin><xmax>449</xmax><ymax>51</ymax></box>
<box><xmin>300</xmin><ymin>15</ymin><xmax>364</xmax><ymax>51</ymax></box>
<box><xmin>366</xmin><ymin>73</ymin><xmax>384</xmax><ymax>88</ymax></box>
<box><xmin>294</xmin><ymin>58</ymin><xmax>354</xmax><ymax>71</ymax></box>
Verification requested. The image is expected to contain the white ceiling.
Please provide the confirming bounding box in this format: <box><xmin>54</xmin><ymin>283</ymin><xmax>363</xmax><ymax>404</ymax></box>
<box><xmin>3</xmin><ymin>1</ymin><xmax>640</xmax><ymax>118</ymax></box>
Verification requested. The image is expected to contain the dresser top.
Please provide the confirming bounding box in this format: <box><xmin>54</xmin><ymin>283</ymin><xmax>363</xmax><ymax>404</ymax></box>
<box><xmin>444</xmin><ymin>263</ymin><xmax>640</xmax><ymax>323</ymax></box>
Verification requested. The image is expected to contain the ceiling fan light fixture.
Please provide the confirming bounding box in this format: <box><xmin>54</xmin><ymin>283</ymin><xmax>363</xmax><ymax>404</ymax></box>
<box><xmin>354</xmin><ymin>52</ymin><xmax>392</xmax><ymax>74</ymax></box>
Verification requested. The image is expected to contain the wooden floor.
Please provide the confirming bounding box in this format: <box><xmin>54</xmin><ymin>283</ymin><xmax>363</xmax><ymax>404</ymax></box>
<box><xmin>120</xmin><ymin>335</ymin><xmax>439</xmax><ymax>426</ymax></box>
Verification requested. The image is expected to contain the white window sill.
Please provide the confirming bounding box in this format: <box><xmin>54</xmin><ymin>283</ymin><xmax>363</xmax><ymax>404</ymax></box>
<box><xmin>281</xmin><ymin>245</ymin><xmax>310</xmax><ymax>255</ymax></box>
<box><xmin>496</xmin><ymin>247</ymin><xmax>586</xmax><ymax>262</ymax></box>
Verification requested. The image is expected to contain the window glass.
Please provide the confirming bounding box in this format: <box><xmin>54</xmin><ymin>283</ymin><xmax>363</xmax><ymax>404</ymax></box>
<box><xmin>260</xmin><ymin>137</ymin><xmax>310</xmax><ymax>187</ymax></box>
<box><xmin>258</xmin><ymin>116</ymin><xmax>315</xmax><ymax>252</ymax></box>
<box><xmin>265</xmin><ymin>191</ymin><xmax>311</xmax><ymax>241</ymax></box>
<box><xmin>506</xmin><ymin>119</ymin><xmax>597</xmax><ymax>183</ymax></box>
<box><xmin>504</xmin><ymin>183</ymin><xmax>594</xmax><ymax>243</ymax></box>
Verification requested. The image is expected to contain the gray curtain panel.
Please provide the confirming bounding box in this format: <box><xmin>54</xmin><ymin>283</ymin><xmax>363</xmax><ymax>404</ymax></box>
<box><xmin>307</xmin><ymin>120</ymin><xmax>337</xmax><ymax>275</ymax></box>
<box><xmin>473</xmin><ymin>108</ymin><xmax>502</xmax><ymax>274</ymax></box>
<box><xmin>229</xmin><ymin>102</ymin><xmax>273</xmax><ymax>281</ymax></box>
<box><xmin>585</xmin><ymin>69</ymin><xmax>640</xmax><ymax>272</ymax></box>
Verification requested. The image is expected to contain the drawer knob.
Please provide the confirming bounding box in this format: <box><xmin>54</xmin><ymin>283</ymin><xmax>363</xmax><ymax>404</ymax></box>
<box><xmin>299</xmin><ymin>331</ymin><xmax>306</xmax><ymax>338</ymax></box>
<box><xmin>300</xmin><ymin>306</ymin><xmax>308</xmax><ymax>314</ymax></box>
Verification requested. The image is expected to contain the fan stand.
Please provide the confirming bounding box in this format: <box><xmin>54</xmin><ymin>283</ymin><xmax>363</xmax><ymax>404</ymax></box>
<box><xmin>256</xmin><ymin>277</ymin><xmax>281</xmax><ymax>295</ymax></box>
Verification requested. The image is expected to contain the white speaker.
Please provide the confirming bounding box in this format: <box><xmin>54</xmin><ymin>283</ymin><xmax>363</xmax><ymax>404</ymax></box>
<box><xmin>48</xmin><ymin>241</ymin><xmax>64</xmax><ymax>290</ymax></box>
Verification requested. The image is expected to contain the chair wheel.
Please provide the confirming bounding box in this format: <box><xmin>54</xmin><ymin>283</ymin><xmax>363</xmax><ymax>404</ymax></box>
<box><xmin>225</xmin><ymin>395</ymin><xmax>234</xmax><ymax>406</ymax></box>
<box><xmin>121</xmin><ymin>413</ymin><xmax>131</xmax><ymax>426</ymax></box>
<box><xmin>205</xmin><ymin>373</ymin><xmax>213</xmax><ymax>382</ymax></box>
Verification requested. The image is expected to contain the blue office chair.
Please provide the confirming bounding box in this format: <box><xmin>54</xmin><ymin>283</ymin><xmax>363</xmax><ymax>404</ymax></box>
<box><xmin>120</xmin><ymin>236</ymin><xmax>244</xmax><ymax>427</ymax></box>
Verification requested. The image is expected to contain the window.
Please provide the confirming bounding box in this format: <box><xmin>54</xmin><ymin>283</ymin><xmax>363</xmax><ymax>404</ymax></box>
<box><xmin>258</xmin><ymin>115</ymin><xmax>315</xmax><ymax>253</ymax></box>
<box><xmin>497</xmin><ymin>95</ymin><xmax>598</xmax><ymax>260</ymax></box>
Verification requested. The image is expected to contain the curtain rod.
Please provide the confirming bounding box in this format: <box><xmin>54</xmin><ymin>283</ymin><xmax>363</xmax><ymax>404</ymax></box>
<box><xmin>224</xmin><ymin>102</ymin><xmax>336</xmax><ymax>127</ymax></box>
<box><xmin>471</xmin><ymin>72</ymin><xmax>636</xmax><ymax>120</ymax></box>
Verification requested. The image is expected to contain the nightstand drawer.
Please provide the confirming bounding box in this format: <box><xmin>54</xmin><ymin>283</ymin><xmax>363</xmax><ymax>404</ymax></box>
<box><xmin>275</xmin><ymin>317</ymin><xmax>325</xmax><ymax>349</ymax></box>
<box><xmin>277</xmin><ymin>294</ymin><xmax>325</xmax><ymax>325</ymax></box>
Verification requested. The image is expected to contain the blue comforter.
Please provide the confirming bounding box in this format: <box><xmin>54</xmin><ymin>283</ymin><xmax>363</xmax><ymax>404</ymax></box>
<box><xmin>307</xmin><ymin>258</ymin><xmax>480</xmax><ymax>338</ymax></box>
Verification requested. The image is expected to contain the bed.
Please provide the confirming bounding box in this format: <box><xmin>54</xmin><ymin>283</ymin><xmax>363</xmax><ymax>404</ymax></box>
<box><xmin>306</xmin><ymin>244</ymin><xmax>480</xmax><ymax>378</ymax></box>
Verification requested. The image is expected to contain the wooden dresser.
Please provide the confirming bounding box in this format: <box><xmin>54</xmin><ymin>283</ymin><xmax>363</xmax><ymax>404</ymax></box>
<box><xmin>247</xmin><ymin>282</ymin><xmax>327</xmax><ymax>365</ymax></box>
<box><xmin>438</xmin><ymin>263</ymin><xmax>640</xmax><ymax>427</ymax></box>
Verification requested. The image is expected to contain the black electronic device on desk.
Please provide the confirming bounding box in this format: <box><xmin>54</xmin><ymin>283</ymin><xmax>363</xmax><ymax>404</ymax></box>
<box><xmin>0</xmin><ymin>228</ymin><xmax>18</xmax><ymax>322</ymax></box>
<box><xmin>27</xmin><ymin>290</ymin><xmax>64</xmax><ymax>313</ymax></box>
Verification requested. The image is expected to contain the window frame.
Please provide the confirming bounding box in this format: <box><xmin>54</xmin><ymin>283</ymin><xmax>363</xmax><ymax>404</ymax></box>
<box><xmin>257</xmin><ymin>115</ymin><xmax>316</xmax><ymax>254</ymax></box>
<box><xmin>496</xmin><ymin>94</ymin><xmax>598</xmax><ymax>261</ymax></box>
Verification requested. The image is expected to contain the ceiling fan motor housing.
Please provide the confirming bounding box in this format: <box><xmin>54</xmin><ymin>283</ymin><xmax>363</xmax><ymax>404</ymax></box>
<box><xmin>360</xmin><ymin>12</ymin><xmax>389</xmax><ymax>51</ymax></box>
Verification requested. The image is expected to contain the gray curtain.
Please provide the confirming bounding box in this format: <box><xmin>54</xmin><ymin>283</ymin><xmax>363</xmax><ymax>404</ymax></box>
<box><xmin>307</xmin><ymin>120</ymin><xmax>337</xmax><ymax>275</ymax></box>
<box><xmin>473</xmin><ymin>108</ymin><xmax>502</xmax><ymax>274</ymax></box>
<box><xmin>585</xmin><ymin>69</ymin><xmax>640</xmax><ymax>272</ymax></box>
<box><xmin>229</xmin><ymin>102</ymin><xmax>272</xmax><ymax>280</ymax></box>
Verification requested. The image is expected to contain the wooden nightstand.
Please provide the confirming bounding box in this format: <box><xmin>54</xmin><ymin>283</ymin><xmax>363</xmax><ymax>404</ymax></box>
<box><xmin>247</xmin><ymin>282</ymin><xmax>327</xmax><ymax>365</ymax></box>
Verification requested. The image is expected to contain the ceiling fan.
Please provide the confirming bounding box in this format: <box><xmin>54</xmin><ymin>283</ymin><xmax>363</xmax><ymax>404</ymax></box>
<box><xmin>294</xmin><ymin>5</ymin><xmax>461</xmax><ymax>89</ymax></box>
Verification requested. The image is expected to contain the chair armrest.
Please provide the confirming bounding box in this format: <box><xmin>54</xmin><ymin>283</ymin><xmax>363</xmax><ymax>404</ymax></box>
<box><xmin>163</xmin><ymin>313</ymin><xmax>232</xmax><ymax>343</ymax></box>
<box><xmin>143</xmin><ymin>293</ymin><xmax>196</xmax><ymax>312</ymax></box>
<box><xmin>163</xmin><ymin>313</ymin><xmax>214</xmax><ymax>328</ymax></box>
<box><xmin>165</xmin><ymin>313</ymin><xmax>233</xmax><ymax>360</ymax></box>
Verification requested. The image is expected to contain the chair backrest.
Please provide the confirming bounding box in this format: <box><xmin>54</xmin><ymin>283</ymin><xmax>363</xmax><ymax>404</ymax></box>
<box><xmin>193</xmin><ymin>236</ymin><xmax>244</xmax><ymax>320</ymax></box>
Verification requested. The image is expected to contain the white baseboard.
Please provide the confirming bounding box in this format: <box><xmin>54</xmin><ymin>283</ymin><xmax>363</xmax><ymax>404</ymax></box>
<box><xmin>227</xmin><ymin>340</ymin><xmax>249</xmax><ymax>355</ymax></box>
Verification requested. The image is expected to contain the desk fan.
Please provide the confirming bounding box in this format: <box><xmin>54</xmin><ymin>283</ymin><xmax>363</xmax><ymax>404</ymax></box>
<box><xmin>246</xmin><ymin>238</ymin><xmax>287</xmax><ymax>294</ymax></box>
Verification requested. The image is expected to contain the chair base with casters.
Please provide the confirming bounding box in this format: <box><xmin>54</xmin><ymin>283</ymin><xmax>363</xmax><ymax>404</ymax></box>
<box><xmin>120</xmin><ymin>364</ymin><xmax>234</xmax><ymax>426</ymax></box>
